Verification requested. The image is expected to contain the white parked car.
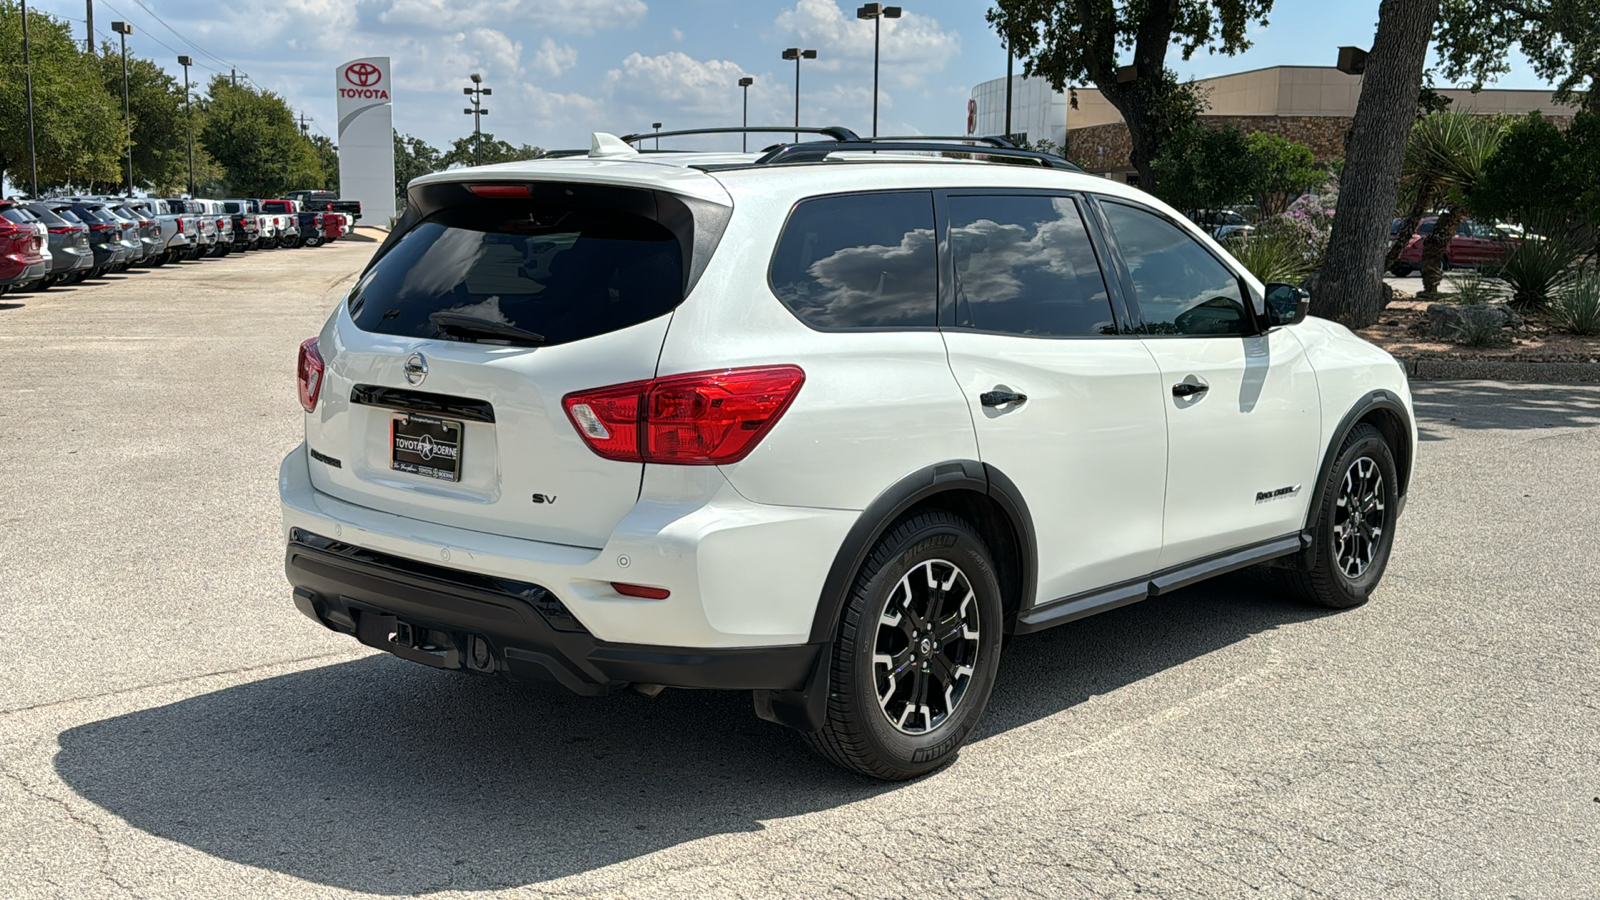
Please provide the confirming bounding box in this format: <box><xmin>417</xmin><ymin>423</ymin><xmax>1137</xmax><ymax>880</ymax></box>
<box><xmin>281</xmin><ymin>129</ymin><xmax>1416</xmax><ymax>780</ymax></box>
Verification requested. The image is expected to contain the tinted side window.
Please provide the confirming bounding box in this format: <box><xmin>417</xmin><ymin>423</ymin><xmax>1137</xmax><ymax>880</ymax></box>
<box><xmin>1101</xmin><ymin>201</ymin><xmax>1249</xmax><ymax>336</ymax></box>
<box><xmin>769</xmin><ymin>191</ymin><xmax>936</xmax><ymax>329</ymax></box>
<box><xmin>948</xmin><ymin>194</ymin><xmax>1115</xmax><ymax>336</ymax></box>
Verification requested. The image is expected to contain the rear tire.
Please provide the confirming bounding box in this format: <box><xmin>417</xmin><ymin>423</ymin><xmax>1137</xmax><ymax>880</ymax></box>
<box><xmin>1285</xmin><ymin>423</ymin><xmax>1400</xmax><ymax>609</ymax></box>
<box><xmin>804</xmin><ymin>510</ymin><xmax>1004</xmax><ymax>780</ymax></box>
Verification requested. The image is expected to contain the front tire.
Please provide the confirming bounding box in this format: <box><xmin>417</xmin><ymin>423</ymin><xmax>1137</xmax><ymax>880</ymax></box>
<box><xmin>805</xmin><ymin>510</ymin><xmax>1004</xmax><ymax>780</ymax></box>
<box><xmin>1287</xmin><ymin>423</ymin><xmax>1400</xmax><ymax>609</ymax></box>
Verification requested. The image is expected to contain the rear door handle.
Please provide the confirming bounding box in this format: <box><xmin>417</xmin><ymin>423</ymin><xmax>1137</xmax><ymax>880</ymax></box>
<box><xmin>1171</xmin><ymin>379</ymin><xmax>1210</xmax><ymax>398</ymax></box>
<box><xmin>980</xmin><ymin>389</ymin><xmax>1027</xmax><ymax>408</ymax></box>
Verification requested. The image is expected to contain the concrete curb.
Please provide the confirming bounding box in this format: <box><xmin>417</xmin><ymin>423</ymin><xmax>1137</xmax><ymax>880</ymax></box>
<box><xmin>1399</xmin><ymin>357</ymin><xmax>1600</xmax><ymax>382</ymax></box>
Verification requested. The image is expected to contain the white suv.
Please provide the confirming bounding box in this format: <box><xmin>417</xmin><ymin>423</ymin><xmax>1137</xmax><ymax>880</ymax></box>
<box><xmin>281</xmin><ymin>129</ymin><xmax>1415</xmax><ymax>780</ymax></box>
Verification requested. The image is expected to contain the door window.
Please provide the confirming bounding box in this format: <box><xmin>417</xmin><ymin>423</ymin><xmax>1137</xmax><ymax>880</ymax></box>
<box><xmin>947</xmin><ymin>194</ymin><xmax>1116</xmax><ymax>336</ymax></box>
<box><xmin>1102</xmin><ymin>201</ymin><xmax>1250</xmax><ymax>336</ymax></box>
<box><xmin>769</xmin><ymin>191</ymin><xmax>937</xmax><ymax>329</ymax></box>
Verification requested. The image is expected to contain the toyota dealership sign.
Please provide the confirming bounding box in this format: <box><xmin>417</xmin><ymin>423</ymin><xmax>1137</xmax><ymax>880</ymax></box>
<box><xmin>335</xmin><ymin>57</ymin><xmax>396</xmax><ymax>223</ymax></box>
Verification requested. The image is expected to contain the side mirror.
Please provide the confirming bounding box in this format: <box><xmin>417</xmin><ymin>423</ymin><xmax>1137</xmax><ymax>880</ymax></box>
<box><xmin>1264</xmin><ymin>283</ymin><xmax>1310</xmax><ymax>327</ymax></box>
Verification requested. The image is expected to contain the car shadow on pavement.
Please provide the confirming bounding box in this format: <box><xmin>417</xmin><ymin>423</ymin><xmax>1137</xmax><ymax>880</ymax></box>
<box><xmin>1412</xmin><ymin>381</ymin><xmax>1600</xmax><ymax>440</ymax></box>
<box><xmin>54</xmin><ymin>575</ymin><xmax>1323</xmax><ymax>894</ymax></box>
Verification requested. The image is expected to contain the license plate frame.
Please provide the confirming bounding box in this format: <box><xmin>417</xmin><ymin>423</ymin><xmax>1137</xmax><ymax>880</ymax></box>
<box><xmin>390</xmin><ymin>412</ymin><xmax>464</xmax><ymax>483</ymax></box>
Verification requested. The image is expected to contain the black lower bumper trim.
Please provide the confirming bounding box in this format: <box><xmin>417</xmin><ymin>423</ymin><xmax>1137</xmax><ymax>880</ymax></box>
<box><xmin>284</xmin><ymin>530</ymin><xmax>819</xmax><ymax>695</ymax></box>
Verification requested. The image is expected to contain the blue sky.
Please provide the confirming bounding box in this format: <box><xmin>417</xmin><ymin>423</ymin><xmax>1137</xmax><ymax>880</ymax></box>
<box><xmin>26</xmin><ymin>0</ymin><xmax>1555</xmax><ymax>154</ymax></box>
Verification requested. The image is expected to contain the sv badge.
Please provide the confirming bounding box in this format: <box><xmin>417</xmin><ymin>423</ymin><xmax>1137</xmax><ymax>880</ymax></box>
<box><xmin>531</xmin><ymin>494</ymin><xmax>558</xmax><ymax>505</ymax></box>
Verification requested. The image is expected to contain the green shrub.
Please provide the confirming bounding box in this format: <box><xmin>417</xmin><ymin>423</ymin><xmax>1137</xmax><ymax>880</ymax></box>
<box><xmin>1499</xmin><ymin>233</ymin><xmax>1583</xmax><ymax>309</ymax></box>
<box><xmin>1549</xmin><ymin>273</ymin><xmax>1600</xmax><ymax>335</ymax></box>
<box><xmin>1451</xmin><ymin>311</ymin><xmax>1510</xmax><ymax>347</ymax></box>
<box><xmin>1223</xmin><ymin>230</ymin><xmax>1311</xmax><ymax>285</ymax></box>
<box><xmin>1443</xmin><ymin>270</ymin><xmax>1501</xmax><ymax>305</ymax></box>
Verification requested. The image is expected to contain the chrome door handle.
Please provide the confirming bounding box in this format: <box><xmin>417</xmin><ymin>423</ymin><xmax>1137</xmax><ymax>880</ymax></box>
<box><xmin>1171</xmin><ymin>379</ymin><xmax>1210</xmax><ymax>398</ymax></box>
<box><xmin>980</xmin><ymin>389</ymin><xmax>1027</xmax><ymax>408</ymax></box>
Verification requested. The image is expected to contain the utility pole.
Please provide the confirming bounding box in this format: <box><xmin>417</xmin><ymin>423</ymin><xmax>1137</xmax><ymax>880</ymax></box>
<box><xmin>1004</xmin><ymin>45</ymin><xmax>1013</xmax><ymax>141</ymax></box>
<box><xmin>22</xmin><ymin>0</ymin><xmax>39</xmax><ymax>197</ymax></box>
<box><xmin>299</xmin><ymin>112</ymin><xmax>310</xmax><ymax>135</ymax></box>
<box><xmin>112</xmin><ymin>21</ymin><xmax>133</xmax><ymax>193</ymax></box>
<box><xmin>179</xmin><ymin>55</ymin><xmax>195</xmax><ymax>195</ymax></box>
<box><xmin>738</xmin><ymin>77</ymin><xmax>754</xmax><ymax>151</ymax></box>
<box><xmin>231</xmin><ymin>68</ymin><xmax>237</xmax><ymax>87</ymax></box>
<box><xmin>85</xmin><ymin>0</ymin><xmax>93</xmax><ymax>54</ymax></box>
<box><xmin>463</xmin><ymin>73</ymin><xmax>491</xmax><ymax>165</ymax></box>
<box><xmin>781</xmin><ymin>48</ymin><xmax>817</xmax><ymax>143</ymax></box>
<box><xmin>856</xmin><ymin>4</ymin><xmax>902</xmax><ymax>138</ymax></box>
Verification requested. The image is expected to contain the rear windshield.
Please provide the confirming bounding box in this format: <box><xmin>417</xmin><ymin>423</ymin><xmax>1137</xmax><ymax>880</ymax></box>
<box><xmin>347</xmin><ymin>204</ymin><xmax>685</xmax><ymax>348</ymax></box>
<box><xmin>224</xmin><ymin>202</ymin><xmax>242</xmax><ymax>214</ymax></box>
<box><xmin>1</xmin><ymin>209</ymin><xmax>36</xmax><ymax>224</ymax></box>
<box><xmin>28</xmin><ymin>206</ymin><xmax>67</xmax><ymax>227</ymax></box>
<box><xmin>53</xmin><ymin>208</ymin><xmax>83</xmax><ymax>224</ymax></box>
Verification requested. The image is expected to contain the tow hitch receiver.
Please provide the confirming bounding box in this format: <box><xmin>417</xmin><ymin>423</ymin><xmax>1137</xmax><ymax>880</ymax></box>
<box><xmin>356</xmin><ymin>610</ymin><xmax>462</xmax><ymax>670</ymax></box>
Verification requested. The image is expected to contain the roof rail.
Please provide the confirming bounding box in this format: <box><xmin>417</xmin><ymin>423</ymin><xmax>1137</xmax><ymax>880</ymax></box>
<box><xmin>751</xmin><ymin>140</ymin><xmax>1083</xmax><ymax>172</ymax></box>
<box><xmin>617</xmin><ymin>125</ymin><xmax>861</xmax><ymax>144</ymax></box>
<box><xmin>861</xmin><ymin>135</ymin><xmax>1021</xmax><ymax>148</ymax></box>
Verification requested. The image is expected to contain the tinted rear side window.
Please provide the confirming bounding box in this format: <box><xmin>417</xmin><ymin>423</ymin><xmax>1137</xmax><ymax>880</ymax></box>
<box><xmin>1</xmin><ymin>209</ymin><xmax>33</xmax><ymax>224</ymax></box>
<box><xmin>769</xmin><ymin>191</ymin><xmax>937</xmax><ymax>330</ymax></box>
<box><xmin>948</xmin><ymin>194</ymin><xmax>1115</xmax><ymax>336</ymax></box>
<box><xmin>348</xmin><ymin>203</ymin><xmax>685</xmax><ymax>348</ymax></box>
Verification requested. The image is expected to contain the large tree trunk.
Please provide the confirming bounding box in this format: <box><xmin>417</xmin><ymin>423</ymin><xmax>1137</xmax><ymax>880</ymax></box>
<box><xmin>1419</xmin><ymin>208</ymin><xmax>1463</xmax><ymax>294</ymax></box>
<box><xmin>1310</xmin><ymin>0</ymin><xmax>1441</xmax><ymax>327</ymax></box>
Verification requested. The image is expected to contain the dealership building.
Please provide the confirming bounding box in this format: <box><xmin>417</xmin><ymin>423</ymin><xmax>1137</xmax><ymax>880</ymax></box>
<box><xmin>966</xmin><ymin>65</ymin><xmax>1579</xmax><ymax>182</ymax></box>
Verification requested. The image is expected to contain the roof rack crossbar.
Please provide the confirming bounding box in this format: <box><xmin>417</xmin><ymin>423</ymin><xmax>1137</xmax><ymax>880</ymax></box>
<box><xmin>752</xmin><ymin>140</ymin><xmax>1083</xmax><ymax>172</ymax></box>
<box><xmin>617</xmin><ymin>125</ymin><xmax>861</xmax><ymax>144</ymax></box>
<box><xmin>861</xmin><ymin>135</ymin><xmax>1021</xmax><ymax>148</ymax></box>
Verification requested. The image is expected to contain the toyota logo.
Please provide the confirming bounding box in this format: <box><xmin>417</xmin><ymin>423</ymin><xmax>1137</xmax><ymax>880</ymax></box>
<box><xmin>403</xmin><ymin>352</ymin><xmax>427</xmax><ymax>385</ymax></box>
<box><xmin>417</xmin><ymin>434</ymin><xmax>438</xmax><ymax>460</ymax></box>
<box><xmin>345</xmin><ymin>62</ymin><xmax>382</xmax><ymax>87</ymax></box>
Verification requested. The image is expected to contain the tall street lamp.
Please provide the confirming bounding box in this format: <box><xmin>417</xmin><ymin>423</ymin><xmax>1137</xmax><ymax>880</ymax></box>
<box><xmin>738</xmin><ymin>77</ymin><xmax>754</xmax><ymax>151</ymax></box>
<box><xmin>652</xmin><ymin>122</ymin><xmax>662</xmax><ymax>150</ymax></box>
<box><xmin>855</xmin><ymin>4</ymin><xmax>901</xmax><ymax>137</ymax></box>
<box><xmin>781</xmin><ymin>48</ymin><xmax>817</xmax><ymax>143</ymax></box>
<box><xmin>178</xmin><ymin>55</ymin><xmax>195</xmax><ymax>195</ymax></box>
<box><xmin>21</xmin><ymin>0</ymin><xmax>39</xmax><ymax>197</ymax></box>
<box><xmin>112</xmin><ymin>21</ymin><xmax>133</xmax><ymax>193</ymax></box>
<box><xmin>463</xmin><ymin>73</ymin><xmax>491</xmax><ymax>166</ymax></box>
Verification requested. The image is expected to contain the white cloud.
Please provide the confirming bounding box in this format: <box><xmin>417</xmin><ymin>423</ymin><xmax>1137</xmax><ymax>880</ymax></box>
<box><xmin>378</xmin><ymin>0</ymin><xmax>647</xmax><ymax>35</ymax></box>
<box><xmin>531</xmin><ymin>38</ymin><xmax>579</xmax><ymax>78</ymax></box>
<box><xmin>774</xmin><ymin>0</ymin><xmax>960</xmax><ymax>88</ymax></box>
<box><xmin>671</xmin><ymin>27</ymin><xmax>685</xmax><ymax>41</ymax></box>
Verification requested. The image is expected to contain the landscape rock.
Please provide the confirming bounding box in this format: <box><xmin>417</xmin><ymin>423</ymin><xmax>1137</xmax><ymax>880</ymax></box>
<box><xmin>1425</xmin><ymin>302</ymin><xmax>1523</xmax><ymax>344</ymax></box>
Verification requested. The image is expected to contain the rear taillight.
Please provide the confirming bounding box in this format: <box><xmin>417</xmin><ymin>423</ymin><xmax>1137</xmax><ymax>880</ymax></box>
<box><xmin>297</xmin><ymin>337</ymin><xmax>325</xmax><ymax>413</ymax></box>
<box><xmin>176</xmin><ymin>219</ymin><xmax>184</xmax><ymax>233</ymax></box>
<box><xmin>563</xmin><ymin>366</ymin><xmax>805</xmax><ymax>465</ymax></box>
<box><xmin>48</xmin><ymin>226</ymin><xmax>73</xmax><ymax>234</ymax></box>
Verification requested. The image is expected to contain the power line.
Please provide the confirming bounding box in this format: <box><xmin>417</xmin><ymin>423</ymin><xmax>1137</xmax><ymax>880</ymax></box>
<box><xmin>117</xmin><ymin>0</ymin><xmax>244</xmax><ymax>75</ymax></box>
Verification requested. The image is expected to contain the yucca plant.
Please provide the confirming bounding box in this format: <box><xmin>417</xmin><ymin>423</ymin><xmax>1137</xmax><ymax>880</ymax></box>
<box><xmin>1500</xmin><ymin>229</ymin><xmax>1583</xmax><ymax>309</ymax></box>
<box><xmin>1223</xmin><ymin>229</ymin><xmax>1311</xmax><ymax>285</ymax></box>
<box><xmin>1549</xmin><ymin>272</ymin><xmax>1600</xmax><ymax>335</ymax></box>
<box><xmin>1443</xmin><ymin>269</ymin><xmax>1502</xmax><ymax>305</ymax></box>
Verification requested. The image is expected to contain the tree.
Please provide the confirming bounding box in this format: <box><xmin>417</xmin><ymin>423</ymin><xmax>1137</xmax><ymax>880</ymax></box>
<box><xmin>198</xmin><ymin>76</ymin><xmax>324</xmax><ymax>196</ymax></box>
<box><xmin>96</xmin><ymin>49</ymin><xmax>188</xmax><ymax>194</ymax></box>
<box><xmin>1311</xmin><ymin>0</ymin><xmax>1441</xmax><ymax>327</ymax></box>
<box><xmin>307</xmin><ymin>134</ymin><xmax>339</xmax><ymax>192</ymax></box>
<box><xmin>1393</xmin><ymin>112</ymin><xmax>1503</xmax><ymax>294</ymax></box>
<box><xmin>1245</xmin><ymin>132</ymin><xmax>1323</xmax><ymax>216</ymax></box>
<box><xmin>1436</xmin><ymin>0</ymin><xmax>1600</xmax><ymax>111</ymax></box>
<box><xmin>0</xmin><ymin>2</ymin><xmax>121</xmax><ymax>192</ymax></box>
<box><xmin>440</xmin><ymin>132</ymin><xmax>543</xmax><ymax>169</ymax></box>
<box><xmin>393</xmin><ymin>130</ymin><xmax>441</xmax><ymax>206</ymax></box>
<box><xmin>1470</xmin><ymin>111</ymin><xmax>1600</xmax><ymax>226</ymax></box>
<box><xmin>988</xmin><ymin>0</ymin><xmax>1270</xmax><ymax>191</ymax></box>
<box><xmin>1151</xmin><ymin>124</ymin><xmax>1254</xmax><ymax>212</ymax></box>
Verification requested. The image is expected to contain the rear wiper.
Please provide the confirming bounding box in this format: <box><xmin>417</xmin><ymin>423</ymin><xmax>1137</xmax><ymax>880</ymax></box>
<box><xmin>428</xmin><ymin>311</ymin><xmax>546</xmax><ymax>345</ymax></box>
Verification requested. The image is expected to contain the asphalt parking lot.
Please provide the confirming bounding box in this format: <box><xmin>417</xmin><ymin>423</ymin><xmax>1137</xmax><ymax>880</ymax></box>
<box><xmin>1</xmin><ymin>242</ymin><xmax>1597</xmax><ymax>899</ymax></box>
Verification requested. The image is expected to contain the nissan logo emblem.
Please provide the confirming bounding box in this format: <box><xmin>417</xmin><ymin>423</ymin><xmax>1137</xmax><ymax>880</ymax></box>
<box><xmin>403</xmin><ymin>353</ymin><xmax>427</xmax><ymax>385</ymax></box>
<box><xmin>345</xmin><ymin>62</ymin><xmax>382</xmax><ymax>87</ymax></box>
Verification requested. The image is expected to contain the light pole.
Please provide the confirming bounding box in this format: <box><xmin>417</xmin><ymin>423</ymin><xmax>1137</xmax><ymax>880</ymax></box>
<box><xmin>856</xmin><ymin>4</ymin><xmax>901</xmax><ymax>137</ymax></box>
<box><xmin>112</xmin><ymin>21</ymin><xmax>133</xmax><ymax>193</ymax></box>
<box><xmin>738</xmin><ymin>77</ymin><xmax>754</xmax><ymax>151</ymax></box>
<box><xmin>22</xmin><ymin>0</ymin><xmax>39</xmax><ymax>197</ymax></box>
<box><xmin>1004</xmin><ymin>44</ymin><xmax>1013</xmax><ymax>141</ymax></box>
<box><xmin>463</xmin><ymin>73</ymin><xmax>491</xmax><ymax>165</ymax></box>
<box><xmin>781</xmin><ymin>48</ymin><xmax>817</xmax><ymax>143</ymax></box>
<box><xmin>178</xmin><ymin>55</ymin><xmax>195</xmax><ymax>195</ymax></box>
<box><xmin>652</xmin><ymin>122</ymin><xmax>662</xmax><ymax>150</ymax></box>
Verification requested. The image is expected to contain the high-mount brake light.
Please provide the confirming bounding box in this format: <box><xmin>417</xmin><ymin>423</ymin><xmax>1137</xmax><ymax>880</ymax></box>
<box><xmin>467</xmin><ymin>184</ymin><xmax>532</xmax><ymax>198</ymax></box>
<box><xmin>297</xmin><ymin>337</ymin><xmax>325</xmax><ymax>413</ymax></box>
<box><xmin>563</xmin><ymin>366</ymin><xmax>806</xmax><ymax>465</ymax></box>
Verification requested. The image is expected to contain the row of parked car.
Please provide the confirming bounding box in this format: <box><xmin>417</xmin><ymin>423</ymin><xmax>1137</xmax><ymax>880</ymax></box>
<box><xmin>0</xmin><ymin>196</ymin><xmax>357</xmax><ymax>294</ymax></box>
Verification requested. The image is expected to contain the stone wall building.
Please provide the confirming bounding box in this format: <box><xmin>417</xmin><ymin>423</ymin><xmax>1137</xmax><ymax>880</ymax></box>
<box><xmin>967</xmin><ymin>65</ymin><xmax>1578</xmax><ymax>182</ymax></box>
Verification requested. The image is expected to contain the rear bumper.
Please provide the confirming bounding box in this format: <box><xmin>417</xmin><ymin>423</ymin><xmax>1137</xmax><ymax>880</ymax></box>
<box><xmin>285</xmin><ymin>529</ymin><xmax>821</xmax><ymax>694</ymax></box>
<box><xmin>1</xmin><ymin>259</ymin><xmax>48</xmax><ymax>286</ymax></box>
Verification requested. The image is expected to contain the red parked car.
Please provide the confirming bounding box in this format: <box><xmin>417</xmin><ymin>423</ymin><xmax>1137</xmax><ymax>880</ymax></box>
<box><xmin>0</xmin><ymin>200</ymin><xmax>50</xmax><ymax>294</ymax></box>
<box><xmin>319</xmin><ymin>212</ymin><xmax>345</xmax><ymax>241</ymax></box>
<box><xmin>1391</xmin><ymin>217</ymin><xmax>1514</xmax><ymax>276</ymax></box>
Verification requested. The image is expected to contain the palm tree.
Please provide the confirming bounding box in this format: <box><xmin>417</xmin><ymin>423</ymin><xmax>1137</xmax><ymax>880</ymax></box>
<box><xmin>1401</xmin><ymin>113</ymin><xmax>1505</xmax><ymax>296</ymax></box>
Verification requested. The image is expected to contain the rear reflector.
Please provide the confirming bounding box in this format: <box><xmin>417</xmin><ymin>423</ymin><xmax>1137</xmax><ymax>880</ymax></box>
<box><xmin>297</xmin><ymin>337</ymin><xmax>325</xmax><ymax>413</ymax></box>
<box><xmin>611</xmin><ymin>583</ymin><xmax>671</xmax><ymax>600</ymax></box>
<box><xmin>564</xmin><ymin>365</ymin><xmax>805</xmax><ymax>465</ymax></box>
<box><xmin>467</xmin><ymin>184</ymin><xmax>532</xmax><ymax>198</ymax></box>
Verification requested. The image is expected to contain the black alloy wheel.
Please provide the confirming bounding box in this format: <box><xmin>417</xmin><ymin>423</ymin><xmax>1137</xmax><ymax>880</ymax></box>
<box><xmin>1286</xmin><ymin>423</ymin><xmax>1400</xmax><ymax>609</ymax></box>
